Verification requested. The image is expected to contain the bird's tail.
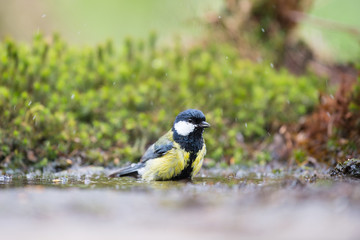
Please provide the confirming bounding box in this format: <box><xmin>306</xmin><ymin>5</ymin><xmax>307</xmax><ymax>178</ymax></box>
<box><xmin>108</xmin><ymin>162</ymin><xmax>145</xmax><ymax>178</ymax></box>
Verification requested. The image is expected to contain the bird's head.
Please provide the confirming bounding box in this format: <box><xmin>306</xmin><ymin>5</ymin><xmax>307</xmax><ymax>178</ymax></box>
<box><xmin>173</xmin><ymin>109</ymin><xmax>210</xmax><ymax>137</ymax></box>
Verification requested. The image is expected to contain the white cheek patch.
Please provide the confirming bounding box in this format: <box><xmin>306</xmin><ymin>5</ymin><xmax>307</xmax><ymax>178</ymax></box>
<box><xmin>174</xmin><ymin>121</ymin><xmax>195</xmax><ymax>136</ymax></box>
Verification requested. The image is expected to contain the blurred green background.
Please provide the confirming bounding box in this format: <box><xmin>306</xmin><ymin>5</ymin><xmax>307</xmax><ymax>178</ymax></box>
<box><xmin>0</xmin><ymin>0</ymin><xmax>221</xmax><ymax>44</ymax></box>
<box><xmin>0</xmin><ymin>0</ymin><xmax>359</xmax><ymax>63</ymax></box>
<box><xmin>300</xmin><ymin>0</ymin><xmax>360</xmax><ymax>62</ymax></box>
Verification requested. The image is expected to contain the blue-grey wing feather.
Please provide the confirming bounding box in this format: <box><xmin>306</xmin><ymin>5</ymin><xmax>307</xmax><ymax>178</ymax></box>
<box><xmin>108</xmin><ymin>131</ymin><xmax>174</xmax><ymax>178</ymax></box>
<box><xmin>141</xmin><ymin>134</ymin><xmax>174</xmax><ymax>163</ymax></box>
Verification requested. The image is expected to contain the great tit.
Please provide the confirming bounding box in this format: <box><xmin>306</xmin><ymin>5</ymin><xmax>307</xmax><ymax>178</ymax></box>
<box><xmin>109</xmin><ymin>109</ymin><xmax>210</xmax><ymax>181</ymax></box>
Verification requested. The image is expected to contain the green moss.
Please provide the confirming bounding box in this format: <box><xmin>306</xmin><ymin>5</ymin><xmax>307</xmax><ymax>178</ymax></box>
<box><xmin>293</xmin><ymin>149</ymin><xmax>307</xmax><ymax>164</ymax></box>
<box><xmin>0</xmin><ymin>33</ymin><xmax>322</xmax><ymax>170</ymax></box>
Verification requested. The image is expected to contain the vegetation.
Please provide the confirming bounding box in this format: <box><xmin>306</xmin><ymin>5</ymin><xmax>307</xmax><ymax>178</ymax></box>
<box><xmin>204</xmin><ymin>0</ymin><xmax>314</xmax><ymax>72</ymax></box>
<box><xmin>294</xmin><ymin>65</ymin><xmax>360</xmax><ymax>165</ymax></box>
<box><xmin>0</xmin><ymin>33</ymin><xmax>321</xmax><ymax>170</ymax></box>
<box><xmin>204</xmin><ymin>0</ymin><xmax>360</xmax><ymax>166</ymax></box>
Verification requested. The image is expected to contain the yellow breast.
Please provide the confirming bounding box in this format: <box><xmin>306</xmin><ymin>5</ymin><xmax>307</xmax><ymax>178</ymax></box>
<box><xmin>191</xmin><ymin>143</ymin><xmax>206</xmax><ymax>178</ymax></box>
<box><xmin>141</xmin><ymin>142</ymin><xmax>190</xmax><ymax>181</ymax></box>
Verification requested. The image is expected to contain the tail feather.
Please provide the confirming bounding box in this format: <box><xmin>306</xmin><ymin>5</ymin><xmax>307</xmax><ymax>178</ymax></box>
<box><xmin>108</xmin><ymin>163</ymin><xmax>145</xmax><ymax>178</ymax></box>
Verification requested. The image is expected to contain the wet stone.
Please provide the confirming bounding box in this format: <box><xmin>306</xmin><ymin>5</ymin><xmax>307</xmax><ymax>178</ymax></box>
<box><xmin>331</xmin><ymin>159</ymin><xmax>360</xmax><ymax>179</ymax></box>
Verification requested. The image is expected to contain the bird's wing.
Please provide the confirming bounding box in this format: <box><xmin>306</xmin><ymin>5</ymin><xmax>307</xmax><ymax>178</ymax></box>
<box><xmin>140</xmin><ymin>130</ymin><xmax>174</xmax><ymax>163</ymax></box>
<box><xmin>108</xmin><ymin>162</ymin><xmax>144</xmax><ymax>178</ymax></box>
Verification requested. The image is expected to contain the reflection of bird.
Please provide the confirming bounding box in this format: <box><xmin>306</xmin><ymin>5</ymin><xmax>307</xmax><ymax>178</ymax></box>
<box><xmin>109</xmin><ymin>109</ymin><xmax>210</xmax><ymax>181</ymax></box>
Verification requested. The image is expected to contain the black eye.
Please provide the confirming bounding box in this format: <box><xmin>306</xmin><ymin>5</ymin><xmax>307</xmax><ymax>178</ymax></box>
<box><xmin>188</xmin><ymin>119</ymin><xmax>193</xmax><ymax>123</ymax></box>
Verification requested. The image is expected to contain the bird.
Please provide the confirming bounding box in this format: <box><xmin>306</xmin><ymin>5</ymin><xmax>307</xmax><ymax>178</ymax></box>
<box><xmin>109</xmin><ymin>109</ymin><xmax>210</xmax><ymax>181</ymax></box>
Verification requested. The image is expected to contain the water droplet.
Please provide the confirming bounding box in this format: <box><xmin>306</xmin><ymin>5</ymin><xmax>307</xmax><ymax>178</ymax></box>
<box><xmin>33</xmin><ymin>115</ymin><xmax>36</xmax><ymax>120</ymax></box>
<box><xmin>41</xmin><ymin>14</ymin><xmax>46</xmax><ymax>18</ymax></box>
<box><xmin>261</xmin><ymin>28</ymin><xmax>265</xmax><ymax>32</ymax></box>
<box><xmin>330</xmin><ymin>94</ymin><xmax>334</xmax><ymax>99</ymax></box>
<box><xmin>225</xmin><ymin>56</ymin><xmax>228</xmax><ymax>60</ymax></box>
<box><xmin>270</xmin><ymin>63</ymin><xmax>274</xmax><ymax>68</ymax></box>
<box><xmin>28</xmin><ymin>101</ymin><xmax>32</xmax><ymax>106</ymax></box>
<box><xmin>113</xmin><ymin>82</ymin><xmax>116</xmax><ymax>85</ymax></box>
<box><xmin>245</xmin><ymin>123</ymin><xmax>248</xmax><ymax>128</ymax></box>
<box><xmin>71</xmin><ymin>94</ymin><xmax>75</xmax><ymax>99</ymax></box>
<box><xmin>61</xmin><ymin>177</ymin><xmax>68</xmax><ymax>184</ymax></box>
<box><xmin>218</xmin><ymin>16</ymin><xmax>222</xmax><ymax>19</ymax></box>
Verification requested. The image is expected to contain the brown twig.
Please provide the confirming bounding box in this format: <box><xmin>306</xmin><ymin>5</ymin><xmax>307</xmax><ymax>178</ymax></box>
<box><xmin>288</xmin><ymin>10</ymin><xmax>360</xmax><ymax>39</ymax></box>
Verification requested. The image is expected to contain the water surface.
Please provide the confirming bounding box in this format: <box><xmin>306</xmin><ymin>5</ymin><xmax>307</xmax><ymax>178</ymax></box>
<box><xmin>1</xmin><ymin>167</ymin><xmax>359</xmax><ymax>240</ymax></box>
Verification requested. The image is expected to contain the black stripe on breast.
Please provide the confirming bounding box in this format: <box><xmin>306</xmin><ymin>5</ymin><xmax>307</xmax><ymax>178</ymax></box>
<box><xmin>170</xmin><ymin>152</ymin><xmax>197</xmax><ymax>180</ymax></box>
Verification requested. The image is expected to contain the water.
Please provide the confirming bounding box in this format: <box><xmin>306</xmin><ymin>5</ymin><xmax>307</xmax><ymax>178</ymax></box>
<box><xmin>1</xmin><ymin>168</ymin><xmax>360</xmax><ymax>240</ymax></box>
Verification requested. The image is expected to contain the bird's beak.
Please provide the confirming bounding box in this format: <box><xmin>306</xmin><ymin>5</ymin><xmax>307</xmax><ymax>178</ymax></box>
<box><xmin>198</xmin><ymin>121</ymin><xmax>210</xmax><ymax>128</ymax></box>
